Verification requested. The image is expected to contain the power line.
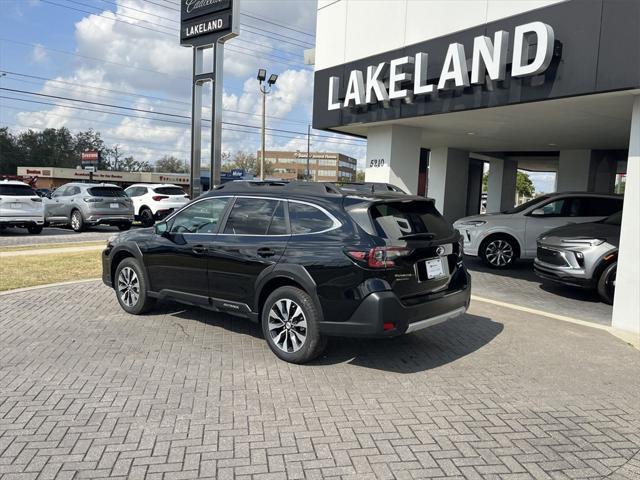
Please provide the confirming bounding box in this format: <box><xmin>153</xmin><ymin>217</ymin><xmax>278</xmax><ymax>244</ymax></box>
<box><xmin>96</xmin><ymin>0</ymin><xmax>178</xmax><ymax>23</ymax></box>
<box><xmin>241</xmin><ymin>12</ymin><xmax>315</xmax><ymax>39</ymax></box>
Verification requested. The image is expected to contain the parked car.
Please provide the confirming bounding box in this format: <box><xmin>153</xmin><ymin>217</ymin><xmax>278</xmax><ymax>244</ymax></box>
<box><xmin>453</xmin><ymin>192</ymin><xmax>623</xmax><ymax>269</ymax></box>
<box><xmin>45</xmin><ymin>182</ymin><xmax>134</xmax><ymax>232</ymax></box>
<box><xmin>124</xmin><ymin>183</ymin><xmax>189</xmax><ymax>227</ymax></box>
<box><xmin>534</xmin><ymin>211</ymin><xmax>621</xmax><ymax>304</ymax></box>
<box><xmin>0</xmin><ymin>180</ymin><xmax>45</xmax><ymax>234</ymax></box>
<box><xmin>35</xmin><ymin>188</ymin><xmax>52</xmax><ymax>199</ymax></box>
<box><xmin>103</xmin><ymin>181</ymin><xmax>470</xmax><ymax>363</ymax></box>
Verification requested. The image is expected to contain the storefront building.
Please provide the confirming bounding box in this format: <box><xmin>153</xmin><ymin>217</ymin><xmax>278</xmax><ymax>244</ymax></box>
<box><xmin>259</xmin><ymin>150</ymin><xmax>357</xmax><ymax>182</ymax></box>
<box><xmin>312</xmin><ymin>0</ymin><xmax>639</xmax><ymax>335</ymax></box>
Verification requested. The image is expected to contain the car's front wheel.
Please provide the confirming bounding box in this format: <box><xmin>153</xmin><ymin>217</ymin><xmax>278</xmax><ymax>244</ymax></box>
<box><xmin>114</xmin><ymin>258</ymin><xmax>155</xmax><ymax>314</ymax></box>
<box><xmin>27</xmin><ymin>225</ymin><xmax>43</xmax><ymax>234</ymax></box>
<box><xmin>597</xmin><ymin>262</ymin><xmax>616</xmax><ymax>304</ymax></box>
<box><xmin>261</xmin><ymin>286</ymin><xmax>326</xmax><ymax>364</ymax></box>
<box><xmin>70</xmin><ymin>210</ymin><xmax>85</xmax><ymax>232</ymax></box>
<box><xmin>139</xmin><ymin>208</ymin><xmax>155</xmax><ymax>227</ymax></box>
<box><xmin>480</xmin><ymin>235</ymin><xmax>518</xmax><ymax>269</ymax></box>
<box><xmin>118</xmin><ymin>222</ymin><xmax>132</xmax><ymax>231</ymax></box>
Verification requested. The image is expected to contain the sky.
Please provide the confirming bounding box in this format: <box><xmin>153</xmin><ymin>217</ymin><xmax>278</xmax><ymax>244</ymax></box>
<box><xmin>0</xmin><ymin>0</ymin><xmax>554</xmax><ymax>192</ymax></box>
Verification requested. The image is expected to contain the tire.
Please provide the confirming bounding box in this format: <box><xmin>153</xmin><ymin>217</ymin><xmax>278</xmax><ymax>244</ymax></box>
<box><xmin>70</xmin><ymin>210</ymin><xmax>85</xmax><ymax>232</ymax></box>
<box><xmin>139</xmin><ymin>208</ymin><xmax>155</xmax><ymax>227</ymax></box>
<box><xmin>597</xmin><ymin>262</ymin><xmax>616</xmax><ymax>305</ymax></box>
<box><xmin>261</xmin><ymin>286</ymin><xmax>327</xmax><ymax>364</ymax></box>
<box><xmin>480</xmin><ymin>235</ymin><xmax>518</xmax><ymax>269</ymax></box>
<box><xmin>114</xmin><ymin>258</ymin><xmax>155</xmax><ymax>314</ymax></box>
<box><xmin>118</xmin><ymin>222</ymin><xmax>132</xmax><ymax>231</ymax></box>
<box><xmin>27</xmin><ymin>225</ymin><xmax>43</xmax><ymax>234</ymax></box>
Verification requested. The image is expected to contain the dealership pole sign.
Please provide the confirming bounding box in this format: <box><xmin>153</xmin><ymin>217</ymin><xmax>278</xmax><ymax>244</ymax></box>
<box><xmin>180</xmin><ymin>0</ymin><xmax>238</xmax><ymax>198</ymax></box>
<box><xmin>326</xmin><ymin>21</ymin><xmax>558</xmax><ymax>111</ymax></box>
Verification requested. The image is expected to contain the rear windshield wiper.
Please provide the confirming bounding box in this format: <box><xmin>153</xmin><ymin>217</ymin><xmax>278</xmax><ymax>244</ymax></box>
<box><xmin>398</xmin><ymin>232</ymin><xmax>435</xmax><ymax>240</ymax></box>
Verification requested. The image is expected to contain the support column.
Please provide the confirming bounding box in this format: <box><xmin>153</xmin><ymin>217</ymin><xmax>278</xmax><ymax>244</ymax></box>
<box><xmin>486</xmin><ymin>157</ymin><xmax>517</xmax><ymax>213</ymax></box>
<box><xmin>612</xmin><ymin>96</ymin><xmax>640</xmax><ymax>337</ymax></box>
<box><xmin>365</xmin><ymin>125</ymin><xmax>422</xmax><ymax>194</ymax></box>
<box><xmin>557</xmin><ymin>150</ymin><xmax>592</xmax><ymax>191</ymax></box>
<box><xmin>427</xmin><ymin>147</ymin><xmax>470</xmax><ymax>221</ymax></box>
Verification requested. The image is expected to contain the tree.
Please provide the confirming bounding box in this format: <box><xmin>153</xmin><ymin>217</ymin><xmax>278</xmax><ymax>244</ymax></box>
<box><xmin>356</xmin><ymin>171</ymin><xmax>366</xmax><ymax>182</ymax></box>
<box><xmin>0</xmin><ymin>127</ymin><xmax>21</xmax><ymax>174</ymax></box>
<box><xmin>482</xmin><ymin>171</ymin><xmax>535</xmax><ymax>197</ymax></box>
<box><xmin>156</xmin><ymin>155</ymin><xmax>188</xmax><ymax>173</ymax></box>
<box><xmin>226</xmin><ymin>151</ymin><xmax>273</xmax><ymax>176</ymax></box>
<box><xmin>73</xmin><ymin>129</ymin><xmax>107</xmax><ymax>168</ymax></box>
<box><xmin>119</xmin><ymin>156</ymin><xmax>151</xmax><ymax>172</ymax></box>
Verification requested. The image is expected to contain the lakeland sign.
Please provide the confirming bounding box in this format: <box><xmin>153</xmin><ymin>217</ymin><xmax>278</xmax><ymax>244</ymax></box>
<box><xmin>327</xmin><ymin>22</ymin><xmax>555</xmax><ymax>111</ymax></box>
<box><xmin>180</xmin><ymin>0</ymin><xmax>237</xmax><ymax>46</ymax></box>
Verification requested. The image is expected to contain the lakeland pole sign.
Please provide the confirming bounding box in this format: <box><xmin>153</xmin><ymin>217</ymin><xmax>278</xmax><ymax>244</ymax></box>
<box><xmin>180</xmin><ymin>0</ymin><xmax>238</xmax><ymax>47</ymax></box>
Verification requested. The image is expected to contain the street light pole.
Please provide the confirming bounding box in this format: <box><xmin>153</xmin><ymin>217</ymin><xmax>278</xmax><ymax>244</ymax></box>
<box><xmin>257</xmin><ymin>69</ymin><xmax>278</xmax><ymax>181</ymax></box>
<box><xmin>306</xmin><ymin>124</ymin><xmax>311</xmax><ymax>180</ymax></box>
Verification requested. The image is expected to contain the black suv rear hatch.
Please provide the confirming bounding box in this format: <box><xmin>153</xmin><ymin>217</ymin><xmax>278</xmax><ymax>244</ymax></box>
<box><xmin>346</xmin><ymin>197</ymin><xmax>463</xmax><ymax>301</ymax></box>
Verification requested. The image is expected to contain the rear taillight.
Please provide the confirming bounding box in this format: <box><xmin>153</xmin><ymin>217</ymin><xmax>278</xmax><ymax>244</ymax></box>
<box><xmin>152</xmin><ymin>195</ymin><xmax>169</xmax><ymax>201</ymax></box>
<box><xmin>83</xmin><ymin>197</ymin><xmax>101</xmax><ymax>203</ymax></box>
<box><xmin>345</xmin><ymin>246</ymin><xmax>411</xmax><ymax>268</ymax></box>
<box><xmin>184</xmin><ymin>195</ymin><xmax>190</xmax><ymax>199</ymax></box>
<box><xmin>31</xmin><ymin>197</ymin><xmax>42</xmax><ymax>202</ymax></box>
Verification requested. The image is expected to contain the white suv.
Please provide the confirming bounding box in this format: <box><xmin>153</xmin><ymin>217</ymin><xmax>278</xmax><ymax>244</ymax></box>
<box><xmin>453</xmin><ymin>192</ymin><xmax>623</xmax><ymax>269</ymax></box>
<box><xmin>125</xmin><ymin>184</ymin><xmax>189</xmax><ymax>227</ymax></box>
<box><xmin>0</xmin><ymin>180</ymin><xmax>45</xmax><ymax>234</ymax></box>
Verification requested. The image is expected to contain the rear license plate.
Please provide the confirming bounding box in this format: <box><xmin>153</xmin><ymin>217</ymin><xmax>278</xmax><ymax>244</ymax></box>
<box><xmin>10</xmin><ymin>203</ymin><xmax>21</xmax><ymax>209</ymax></box>
<box><xmin>110</xmin><ymin>203</ymin><xmax>119</xmax><ymax>208</ymax></box>
<box><xmin>425</xmin><ymin>258</ymin><xmax>445</xmax><ymax>279</ymax></box>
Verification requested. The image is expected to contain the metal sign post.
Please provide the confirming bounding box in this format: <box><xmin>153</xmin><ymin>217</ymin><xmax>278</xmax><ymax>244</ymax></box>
<box><xmin>180</xmin><ymin>0</ymin><xmax>239</xmax><ymax>198</ymax></box>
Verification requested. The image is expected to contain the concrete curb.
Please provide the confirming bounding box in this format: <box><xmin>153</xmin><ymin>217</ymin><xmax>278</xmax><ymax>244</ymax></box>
<box><xmin>0</xmin><ymin>278</ymin><xmax>101</xmax><ymax>296</ymax></box>
<box><xmin>0</xmin><ymin>245</ymin><xmax>104</xmax><ymax>257</ymax></box>
<box><xmin>471</xmin><ymin>294</ymin><xmax>639</xmax><ymax>349</ymax></box>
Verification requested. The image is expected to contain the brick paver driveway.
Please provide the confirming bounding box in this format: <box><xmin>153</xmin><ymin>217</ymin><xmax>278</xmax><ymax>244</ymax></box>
<box><xmin>1</xmin><ymin>281</ymin><xmax>639</xmax><ymax>479</ymax></box>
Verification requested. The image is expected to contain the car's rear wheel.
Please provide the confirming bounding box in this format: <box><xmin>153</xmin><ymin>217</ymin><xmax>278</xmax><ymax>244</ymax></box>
<box><xmin>597</xmin><ymin>262</ymin><xmax>616</xmax><ymax>305</ymax></box>
<box><xmin>140</xmin><ymin>208</ymin><xmax>155</xmax><ymax>227</ymax></box>
<box><xmin>27</xmin><ymin>225</ymin><xmax>43</xmax><ymax>234</ymax></box>
<box><xmin>114</xmin><ymin>258</ymin><xmax>155</xmax><ymax>314</ymax></box>
<box><xmin>118</xmin><ymin>222</ymin><xmax>132</xmax><ymax>231</ymax></box>
<box><xmin>70</xmin><ymin>210</ymin><xmax>85</xmax><ymax>232</ymax></box>
<box><xmin>261</xmin><ymin>286</ymin><xmax>326</xmax><ymax>364</ymax></box>
<box><xmin>481</xmin><ymin>235</ymin><xmax>518</xmax><ymax>269</ymax></box>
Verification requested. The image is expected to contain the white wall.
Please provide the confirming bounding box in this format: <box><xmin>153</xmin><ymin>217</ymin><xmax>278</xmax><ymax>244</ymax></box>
<box><xmin>315</xmin><ymin>0</ymin><xmax>567</xmax><ymax>70</ymax></box>
<box><xmin>612</xmin><ymin>96</ymin><xmax>640</xmax><ymax>336</ymax></box>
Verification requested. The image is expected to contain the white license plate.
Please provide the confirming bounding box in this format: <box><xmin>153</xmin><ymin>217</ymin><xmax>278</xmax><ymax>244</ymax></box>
<box><xmin>425</xmin><ymin>258</ymin><xmax>445</xmax><ymax>279</ymax></box>
<box><xmin>10</xmin><ymin>203</ymin><xmax>22</xmax><ymax>209</ymax></box>
<box><xmin>110</xmin><ymin>203</ymin><xmax>119</xmax><ymax>208</ymax></box>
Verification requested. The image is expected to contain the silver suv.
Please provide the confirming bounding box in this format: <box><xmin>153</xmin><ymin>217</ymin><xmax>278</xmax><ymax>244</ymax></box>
<box><xmin>534</xmin><ymin>211</ymin><xmax>621</xmax><ymax>304</ymax></box>
<box><xmin>45</xmin><ymin>183</ymin><xmax>133</xmax><ymax>232</ymax></box>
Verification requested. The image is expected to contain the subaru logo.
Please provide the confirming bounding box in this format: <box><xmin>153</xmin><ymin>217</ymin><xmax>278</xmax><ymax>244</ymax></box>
<box><xmin>436</xmin><ymin>246</ymin><xmax>446</xmax><ymax>256</ymax></box>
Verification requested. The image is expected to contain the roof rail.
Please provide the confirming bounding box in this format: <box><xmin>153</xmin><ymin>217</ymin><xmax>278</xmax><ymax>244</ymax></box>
<box><xmin>212</xmin><ymin>180</ymin><xmax>343</xmax><ymax>195</ymax></box>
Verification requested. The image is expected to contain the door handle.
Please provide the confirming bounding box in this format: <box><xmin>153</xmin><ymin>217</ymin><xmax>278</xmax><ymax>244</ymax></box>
<box><xmin>192</xmin><ymin>245</ymin><xmax>208</xmax><ymax>255</ymax></box>
<box><xmin>257</xmin><ymin>247</ymin><xmax>275</xmax><ymax>258</ymax></box>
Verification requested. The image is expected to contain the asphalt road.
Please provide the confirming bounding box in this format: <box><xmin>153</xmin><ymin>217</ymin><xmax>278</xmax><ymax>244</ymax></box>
<box><xmin>0</xmin><ymin>225</ymin><xmax>145</xmax><ymax>247</ymax></box>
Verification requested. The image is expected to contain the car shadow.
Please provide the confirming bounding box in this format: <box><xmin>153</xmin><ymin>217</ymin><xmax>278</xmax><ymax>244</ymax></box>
<box><xmin>154</xmin><ymin>301</ymin><xmax>503</xmax><ymax>374</ymax></box>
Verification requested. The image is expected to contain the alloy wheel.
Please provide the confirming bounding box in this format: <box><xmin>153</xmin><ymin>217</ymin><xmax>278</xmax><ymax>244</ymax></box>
<box><xmin>485</xmin><ymin>239</ymin><xmax>514</xmax><ymax>267</ymax></box>
<box><xmin>71</xmin><ymin>212</ymin><xmax>81</xmax><ymax>230</ymax></box>
<box><xmin>267</xmin><ymin>298</ymin><xmax>307</xmax><ymax>353</ymax></box>
<box><xmin>117</xmin><ymin>266</ymin><xmax>140</xmax><ymax>307</ymax></box>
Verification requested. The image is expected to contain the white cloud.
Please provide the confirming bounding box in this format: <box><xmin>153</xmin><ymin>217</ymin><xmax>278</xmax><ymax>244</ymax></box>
<box><xmin>31</xmin><ymin>44</ymin><xmax>47</xmax><ymax>63</ymax></box>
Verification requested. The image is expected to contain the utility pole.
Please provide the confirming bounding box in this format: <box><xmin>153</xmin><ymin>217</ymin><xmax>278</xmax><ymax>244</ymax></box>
<box><xmin>257</xmin><ymin>69</ymin><xmax>278</xmax><ymax>180</ymax></box>
<box><xmin>306</xmin><ymin>124</ymin><xmax>311</xmax><ymax>180</ymax></box>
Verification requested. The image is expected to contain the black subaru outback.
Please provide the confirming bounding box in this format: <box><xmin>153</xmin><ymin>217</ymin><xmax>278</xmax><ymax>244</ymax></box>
<box><xmin>103</xmin><ymin>181</ymin><xmax>470</xmax><ymax>363</ymax></box>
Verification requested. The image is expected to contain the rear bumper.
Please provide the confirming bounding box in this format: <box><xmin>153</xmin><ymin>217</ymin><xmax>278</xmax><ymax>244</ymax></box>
<box><xmin>0</xmin><ymin>216</ymin><xmax>45</xmax><ymax>226</ymax></box>
<box><xmin>85</xmin><ymin>214</ymin><xmax>134</xmax><ymax>225</ymax></box>
<box><xmin>533</xmin><ymin>261</ymin><xmax>593</xmax><ymax>289</ymax></box>
<box><xmin>318</xmin><ymin>274</ymin><xmax>471</xmax><ymax>338</ymax></box>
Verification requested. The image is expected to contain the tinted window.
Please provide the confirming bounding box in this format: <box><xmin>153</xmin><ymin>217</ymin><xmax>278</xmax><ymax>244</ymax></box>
<box><xmin>603</xmin><ymin>211</ymin><xmax>622</xmax><ymax>225</ymax></box>
<box><xmin>68</xmin><ymin>186</ymin><xmax>81</xmax><ymax>196</ymax></box>
<box><xmin>154</xmin><ymin>186</ymin><xmax>185</xmax><ymax>196</ymax></box>
<box><xmin>0</xmin><ymin>184</ymin><xmax>36</xmax><ymax>196</ymax></box>
<box><xmin>368</xmin><ymin>201</ymin><xmax>452</xmax><ymax>239</ymax></box>
<box><xmin>169</xmin><ymin>197</ymin><xmax>229</xmax><ymax>234</ymax></box>
<box><xmin>224</xmin><ymin>198</ymin><xmax>286</xmax><ymax>235</ymax></box>
<box><xmin>126</xmin><ymin>187</ymin><xmax>145</xmax><ymax>197</ymax></box>
<box><xmin>289</xmin><ymin>202</ymin><xmax>335</xmax><ymax>234</ymax></box>
<box><xmin>503</xmin><ymin>194</ymin><xmax>552</xmax><ymax>214</ymax></box>
<box><xmin>570</xmin><ymin>197</ymin><xmax>623</xmax><ymax>217</ymax></box>
<box><xmin>535</xmin><ymin>199</ymin><xmax>567</xmax><ymax>217</ymax></box>
<box><xmin>88</xmin><ymin>187</ymin><xmax>126</xmax><ymax>198</ymax></box>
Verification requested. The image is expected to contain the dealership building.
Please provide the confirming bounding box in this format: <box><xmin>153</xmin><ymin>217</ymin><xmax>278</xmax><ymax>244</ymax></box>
<box><xmin>312</xmin><ymin>0</ymin><xmax>639</xmax><ymax>335</ymax></box>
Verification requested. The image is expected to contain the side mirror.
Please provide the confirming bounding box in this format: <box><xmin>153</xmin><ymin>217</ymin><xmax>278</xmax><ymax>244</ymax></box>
<box><xmin>155</xmin><ymin>222</ymin><xmax>168</xmax><ymax>236</ymax></box>
<box><xmin>530</xmin><ymin>208</ymin><xmax>545</xmax><ymax>217</ymax></box>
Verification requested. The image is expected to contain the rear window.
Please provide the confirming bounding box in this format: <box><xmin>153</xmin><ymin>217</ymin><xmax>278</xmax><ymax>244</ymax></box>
<box><xmin>0</xmin><ymin>184</ymin><xmax>37</xmax><ymax>196</ymax></box>
<box><xmin>289</xmin><ymin>202</ymin><xmax>335</xmax><ymax>234</ymax></box>
<box><xmin>154</xmin><ymin>186</ymin><xmax>185</xmax><ymax>195</ymax></box>
<box><xmin>366</xmin><ymin>201</ymin><xmax>452</xmax><ymax>240</ymax></box>
<box><xmin>88</xmin><ymin>187</ymin><xmax>126</xmax><ymax>197</ymax></box>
